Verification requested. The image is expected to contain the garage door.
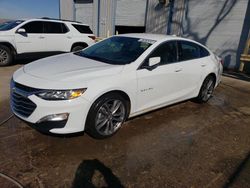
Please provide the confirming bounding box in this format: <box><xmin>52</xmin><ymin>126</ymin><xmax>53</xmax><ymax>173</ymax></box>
<box><xmin>115</xmin><ymin>0</ymin><xmax>147</xmax><ymax>27</ymax></box>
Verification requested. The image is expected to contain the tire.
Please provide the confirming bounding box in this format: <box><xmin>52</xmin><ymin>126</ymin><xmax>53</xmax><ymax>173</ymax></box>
<box><xmin>71</xmin><ymin>45</ymin><xmax>87</xmax><ymax>52</ymax></box>
<box><xmin>86</xmin><ymin>93</ymin><xmax>128</xmax><ymax>139</ymax></box>
<box><xmin>195</xmin><ymin>75</ymin><xmax>215</xmax><ymax>103</ymax></box>
<box><xmin>0</xmin><ymin>45</ymin><xmax>13</xmax><ymax>66</ymax></box>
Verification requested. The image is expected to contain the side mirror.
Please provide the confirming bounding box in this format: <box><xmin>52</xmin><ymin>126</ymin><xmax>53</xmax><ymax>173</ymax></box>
<box><xmin>16</xmin><ymin>28</ymin><xmax>26</xmax><ymax>33</ymax></box>
<box><xmin>149</xmin><ymin>57</ymin><xmax>161</xmax><ymax>67</ymax></box>
<box><xmin>142</xmin><ymin>57</ymin><xmax>161</xmax><ymax>71</ymax></box>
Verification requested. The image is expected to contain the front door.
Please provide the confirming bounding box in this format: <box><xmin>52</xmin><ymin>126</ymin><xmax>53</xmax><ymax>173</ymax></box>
<box><xmin>136</xmin><ymin>41</ymin><xmax>182</xmax><ymax>112</ymax></box>
<box><xmin>15</xmin><ymin>21</ymin><xmax>45</xmax><ymax>53</ymax></box>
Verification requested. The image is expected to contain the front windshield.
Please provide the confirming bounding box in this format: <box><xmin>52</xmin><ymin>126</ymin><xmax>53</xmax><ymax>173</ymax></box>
<box><xmin>0</xmin><ymin>20</ymin><xmax>24</xmax><ymax>31</ymax></box>
<box><xmin>76</xmin><ymin>36</ymin><xmax>155</xmax><ymax>65</ymax></box>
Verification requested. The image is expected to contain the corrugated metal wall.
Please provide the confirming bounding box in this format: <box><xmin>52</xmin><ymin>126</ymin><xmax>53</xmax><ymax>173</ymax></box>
<box><xmin>60</xmin><ymin>0</ymin><xmax>249</xmax><ymax>69</ymax></box>
<box><xmin>115</xmin><ymin>0</ymin><xmax>147</xmax><ymax>26</ymax></box>
<box><xmin>60</xmin><ymin>0</ymin><xmax>74</xmax><ymax>20</ymax></box>
<box><xmin>145</xmin><ymin>0</ymin><xmax>169</xmax><ymax>34</ymax></box>
<box><xmin>75</xmin><ymin>0</ymin><xmax>115</xmax><ymax>37</ymax></box>
<box><xmin>75</xmin><ymin>3</ymin><xmax>94</xmax><ymax>29</ymax></box>
<box><xmin>181</xmin><ymin>0</ymin><xmax>249</xmax><ymax>69</ymax></box>
<box><xmin>171</xmin><ymin>0</ymin><xmax>185</xmax><ymax>36</ymax></box>
<box><xmin>98</xmin><ymin>0</ymin><xmax>115</xmax><ymax>37</ymax></box>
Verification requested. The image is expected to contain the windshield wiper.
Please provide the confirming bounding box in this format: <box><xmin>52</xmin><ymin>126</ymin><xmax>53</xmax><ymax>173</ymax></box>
<box><xmin>75</xmin><ymin>52</ymin><xmax>120</xmax><ymax>65</ymax></box>
<box><xmin>81</xmin><ymin>53</ymin><xmax>105</xmax><ymax>62</ymax></box>
<box><xmin>74</xmin><ymin>51</ymin><xmax>130</xmax><ymax>65</ymax></box>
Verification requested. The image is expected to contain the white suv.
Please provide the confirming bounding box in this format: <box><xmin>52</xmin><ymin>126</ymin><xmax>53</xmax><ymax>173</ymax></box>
<box><xmin>0</xmin><ymin>18</ymin><xmax>95</xmax><ymax>66</ymax></box>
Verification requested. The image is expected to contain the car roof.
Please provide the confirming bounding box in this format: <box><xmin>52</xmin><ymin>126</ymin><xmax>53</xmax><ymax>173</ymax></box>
<box><xmin>20</xmin><ymin>18</ymin><xmax>89</xmax><ymax>26</ymax></box>
<box><xmin>118</xmin><ymin>33</ymin><xmax>181</xmax><ymax>42</ymax></box>
<box><xmin>117</xmin><ymin>33</ymin><xmax>209</xmax><ymax>49</ymax></box>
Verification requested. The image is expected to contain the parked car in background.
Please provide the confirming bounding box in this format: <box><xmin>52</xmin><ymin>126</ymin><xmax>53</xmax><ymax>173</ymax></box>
<box><xmin>0</xmin><ymin>18</ymin><xmax>95</xmax><ymax>66</ymax></box>
<box><xmin>11</xmin><ymin>34</ymin><xmax>223</xmax><ymax>139</ymax></box>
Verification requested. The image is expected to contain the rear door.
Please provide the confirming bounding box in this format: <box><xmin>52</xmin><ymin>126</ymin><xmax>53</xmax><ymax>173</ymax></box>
<box><xmin>15</xmin><ymin>21</ymin><xmax>45</xmax><ymax>53</ymax></box>
<box><xmin>43</xmin><ymin>21</ymin><xmax>71</xmax><ymax>52</ymax></box>
<box><xmin>174</xmin><ymin>40</ymin><xmax>204</xmax><ymax>98</ymax></box>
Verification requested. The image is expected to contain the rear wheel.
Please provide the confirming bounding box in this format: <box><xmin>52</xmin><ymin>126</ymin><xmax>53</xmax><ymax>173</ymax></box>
<box><xmin>86</xmin><ymin>93</ymin><xmax>128</xmax><ymax>139</ymax></box>
<box><xmin>71</xmin><ymin>45</ymin><xmax>87</xmax><ymax>52</ymax></box>
<box><xmin>196</xmin><ymin>75</ymin><xmax>215</xmax><ymax>103</ymax></box>
<box><xmin>0</xmin><ymin>45</ymin><xmax>13</xmax><ymax>66</ymax></box>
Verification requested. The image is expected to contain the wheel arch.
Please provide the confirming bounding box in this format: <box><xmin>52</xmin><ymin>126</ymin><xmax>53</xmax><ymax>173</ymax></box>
<box><xmin>200</xmin><ymin>72</ymin><xmax>217</xmax><ymax>89</ymax></box>
<box><xmin>195</xmin><ymin>72</ymin><xmax>217</xmax><ymax>103</ymax></box>
<box><xmin>84</xmin><ymin>89</ymin><xmax>132</xmax><ymax>138</ymax></box>
<box><xmin>0</xmin><ymin>42</ymin><xmax>17</xmax><ymax>55</ymax></box>
<box><xmin>87</xmin><ymin>89</ymin><xmax>132</xmax><ymax>121</ymax></box>
<box><xmin>206</xmin><ymin>72</ymin><xmax>216</xmax><ymax>83</ymax></box>
<box><xmin>71</xmin><ymin>42</ymin><xmax>88</xmax><ymax>51</ymax></box>
<box><xmin>97</xmin><ymin>90</ymin><xmax>131</xmax><ymax>115</ymax></box>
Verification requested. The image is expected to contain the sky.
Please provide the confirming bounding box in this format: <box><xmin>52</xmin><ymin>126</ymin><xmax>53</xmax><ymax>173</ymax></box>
<box><xmin>0</xmin><ymin>0</ymin><xmax>60</xmax><ymax>19</ymax></box>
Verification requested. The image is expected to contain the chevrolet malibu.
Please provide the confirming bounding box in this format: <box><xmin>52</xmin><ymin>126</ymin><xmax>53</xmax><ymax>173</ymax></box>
<box><xmin>11</xmin><ymin>34</ymin><xmax>223</xmax><ymax>138</ymax></box>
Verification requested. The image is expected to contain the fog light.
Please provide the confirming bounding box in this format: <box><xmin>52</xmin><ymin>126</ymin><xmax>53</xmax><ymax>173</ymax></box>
<box><xmin>37</xmin><ymin>113</ymin><xmax>69</xmax><ymax>123</ymax></box>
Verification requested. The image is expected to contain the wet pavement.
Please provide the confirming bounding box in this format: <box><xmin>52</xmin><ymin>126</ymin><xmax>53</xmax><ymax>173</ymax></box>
<box><xmin>0</xmin><ymin>63</ymin><xmax>250</xmax><ymax>188</ymax></box>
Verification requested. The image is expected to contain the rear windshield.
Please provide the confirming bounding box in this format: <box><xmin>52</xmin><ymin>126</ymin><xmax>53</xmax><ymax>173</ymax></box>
<box><xmin>72</xmin><ymin>24</ymin><xmax>93</xmax><ymax>34</ymax></box>
<box><xmin>0</xmin><ymin>20</ymin><xmax>24</xmax><ymax>31</ymax></box>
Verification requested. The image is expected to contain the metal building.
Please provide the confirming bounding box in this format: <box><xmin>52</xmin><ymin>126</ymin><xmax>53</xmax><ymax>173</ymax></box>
<box><xmin>60</xmin><ymin>0</ymin><xmax>250</xmax><ymax>70</ymax></box>
<box><xmin>60</xmin><ymin>0</ymin><xmax>148</xmax><ymax>37</ymax></box>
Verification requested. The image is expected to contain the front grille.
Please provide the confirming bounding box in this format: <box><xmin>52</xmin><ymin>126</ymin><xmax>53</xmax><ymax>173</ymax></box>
<box><xmin>11</xmin><ymin>81</ymin><xmax>38</xmax><ymax>118</ymax></box>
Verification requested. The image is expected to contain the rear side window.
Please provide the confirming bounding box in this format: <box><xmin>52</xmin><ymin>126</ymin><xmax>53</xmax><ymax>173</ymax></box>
<box><xmin>147</xmin><ymin>41</ymin><xmax>178</xmax><ymax>65</ymax></box>
<box><xmin>178</xmin><ymin>41</ymin><xmax>201</xmax><ymax>61</ymax></box>
<box><xmin>44</xmin><ymin>22</ymin><xmax>68</xmax><ymax>34</ymax></box>
<box><xmin>72</xmin><ymin>24</ymin><xmax>93</xmax><ymax>34</ymax></box>
<box><xmin>200</xmin><ymin>46</ymin><xmax>210</xmax><ymax>57</ymax></box>
<box><xmin>22</xmin><ymin>21</ymin><xmax>44</xmax><ymax>33</ymax></box>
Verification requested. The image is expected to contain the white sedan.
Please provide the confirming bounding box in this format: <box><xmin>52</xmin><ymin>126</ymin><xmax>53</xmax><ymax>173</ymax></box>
<box><xmin>11</xmin><ymin>34</ymin><xmax>223</xmax><ymax>138</ymax></box>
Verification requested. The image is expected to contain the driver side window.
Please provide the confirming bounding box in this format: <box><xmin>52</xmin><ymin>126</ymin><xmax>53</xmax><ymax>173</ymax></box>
<box><xmin>21</xmin><ymin>21</ymin><xmax>44</xmax><ymax>33</ymax></box>
<box><xmin>145</xmin><ymin>41</ymin><xmax>178</xmax><ymax>66</ymax></box>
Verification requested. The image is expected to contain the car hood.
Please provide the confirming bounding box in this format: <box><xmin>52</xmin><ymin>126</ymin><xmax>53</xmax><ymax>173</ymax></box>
<box><xmin>23</xmin><ymin>53</ymin><xmax>124</xmax><ymax>82</ymax></box>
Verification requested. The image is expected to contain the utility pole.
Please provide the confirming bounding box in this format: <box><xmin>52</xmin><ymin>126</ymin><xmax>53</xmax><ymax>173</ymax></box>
<box><xmin>58</xmin><ymin>0</ymin><xmax>61</xmax><ymax>19</ymax></box>
<box><xmin>167</xmin><ymin>0</ymin><xmax>174</xmax><ymax>35</ymax></box>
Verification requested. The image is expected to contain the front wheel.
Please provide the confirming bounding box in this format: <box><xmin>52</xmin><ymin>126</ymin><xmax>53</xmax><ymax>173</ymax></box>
<box><xmin>86</xmin><ymin>93</ymin><xmax>128</xmax><ymax>139</ymax></box>
<box><xmin>195</xmin><ymin>75</ymin><xmax>215</xmax><ymax>103</ymax></box>
<box><xmin>0</xmin><ymin>45</ymin><xmax>13</xmax><ymax>66</ymax></box>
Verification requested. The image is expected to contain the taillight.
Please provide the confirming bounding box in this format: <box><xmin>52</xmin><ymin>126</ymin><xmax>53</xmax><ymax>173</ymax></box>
<box><xmin>88</xmin><ymin>36</ymin><xmax>96</xmax><ymax>41</ymax></box>
<box><xmin>220</xmin><ymin>59</ymin><xmax>223</xmax><ymax>65</ymax></box>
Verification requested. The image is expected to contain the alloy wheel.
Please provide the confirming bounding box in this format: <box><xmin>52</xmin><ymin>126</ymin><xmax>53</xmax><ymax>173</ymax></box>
<box><xmin>0</xmin><ymin>49</ymin><xmax>8</xmax><ymax>64</ymax></box>
<box><xmin>95</xmin><ymin>99</ymin><xmax>126</xmax><ymax>136</ymax></box>
<box><xmin>202</xmin><ymin>79</ymin><xmax>214</xmax><ymax>101</ymax></box>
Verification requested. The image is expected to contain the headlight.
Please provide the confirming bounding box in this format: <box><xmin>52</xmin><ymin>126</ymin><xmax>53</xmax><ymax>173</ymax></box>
<box><xmin>36</xmin><ymin>88</ymin><xmax>87</xmax><ymax>100</ymax></box>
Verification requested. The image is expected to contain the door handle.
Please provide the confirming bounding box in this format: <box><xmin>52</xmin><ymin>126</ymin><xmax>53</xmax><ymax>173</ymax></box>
<box><xmin>67</xmin><ymin>36</ymin><xmax>72</xmax><ymax>39</ymax></box>
<box><xmin>39</xmin><ymin>36</ymin><xmax>45</xmax><ymax>39</ymax></box>
<box><xmin>175</xmin><ymin>68</ymin><xmax>182</xmax><ymax>72</ymax></box>
<box><xmin>201</xmin><ymin>64</ymin><xmax>206</xmax><ymax>67</ymax></box>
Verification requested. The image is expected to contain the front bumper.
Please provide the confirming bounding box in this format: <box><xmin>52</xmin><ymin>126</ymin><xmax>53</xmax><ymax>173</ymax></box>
<box><xmin>11</xmin><ymin>93</ymin><xmax>91</xmax><ymax>134</ymax></box>
<box><xmin>28</xmin><ymin>119</ymin><xmax>68</xmax><ymax>133</ymax></box>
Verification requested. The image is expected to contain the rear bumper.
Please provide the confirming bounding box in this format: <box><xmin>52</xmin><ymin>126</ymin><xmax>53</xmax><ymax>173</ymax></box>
<box><xmin>216</xmin><ymin>63</ymin><xmax>223</xmax><ymax>86</ymax></box>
